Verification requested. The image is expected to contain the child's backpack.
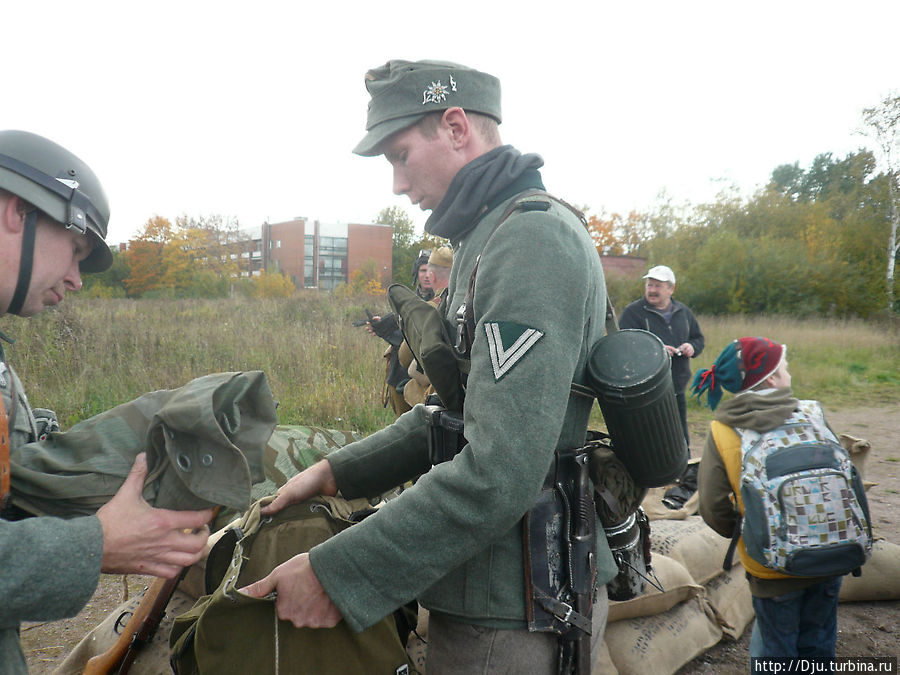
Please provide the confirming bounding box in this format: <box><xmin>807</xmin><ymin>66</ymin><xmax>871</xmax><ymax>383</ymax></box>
<box><xmin>733</xmin><ymin>400</ymin><xmax>873</xmax><ymax>578</ymax></box>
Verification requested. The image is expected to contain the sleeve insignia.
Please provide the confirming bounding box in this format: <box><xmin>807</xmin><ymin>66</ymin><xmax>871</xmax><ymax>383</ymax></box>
<box><xmin>484</xmin><ymin>321</ymin><xmax>544</xmax><ymax>381</ymax></box>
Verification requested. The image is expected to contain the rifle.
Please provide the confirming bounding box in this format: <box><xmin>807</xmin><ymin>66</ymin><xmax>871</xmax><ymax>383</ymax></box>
<box><xmin>84</xmin><ymin>508</ymin><xmax>221</xmax><ymax>675</ymax></box>
<box><xmin>351</xmin><ymin>309</ymin><xmax>375</xmax><ymax>327</ymax></box>
<box><xmin>83</xmin><ymin>574</ymin><xmax>180</xmax><ymax>675</ymax></box>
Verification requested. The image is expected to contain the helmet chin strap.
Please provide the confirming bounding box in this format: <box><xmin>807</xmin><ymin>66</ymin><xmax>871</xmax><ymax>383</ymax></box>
<box><xmin>7</xmin><ymin>210</ymin><xmax>37</xmax><ymax>316</ymax></box>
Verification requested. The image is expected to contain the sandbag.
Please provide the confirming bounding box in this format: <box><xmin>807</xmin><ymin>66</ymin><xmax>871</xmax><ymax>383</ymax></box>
<box><xmin>649</xmin><ymin>516</ymin><xmax>731</xmax><ymax>585</ymax></box>
<box><xmin>604</xmin><ymin>596</ymin><xmax>722</xmax><ymax>675</ymax></box>
<box><xmin>641</xmin><ymin>485</ymin><xmax>699</xmax><ymax>521</ymax></box>
<box><xmin>703</xmin><ymin>564</ymin><xmax>754</xmax><ymax>640</ymax></box>
<box><xmin>608</xmin><ymin>554</ymin><xmax>702</xmax><ymax>623</ymax></box>
<box><xmin>592</xmin><ymin>639</ymin><xmax>618</xmax><ymax>675</ymax></box>
<box><xmin>839</xmin><ymin>538</ymin><xmax>900</xmax><ymax>602</ymax></box>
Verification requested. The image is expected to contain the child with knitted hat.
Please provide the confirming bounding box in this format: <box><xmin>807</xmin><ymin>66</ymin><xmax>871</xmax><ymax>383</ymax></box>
<box><xmin>693</xmin><ymin>337</ymin><xmax>856</xmax><ymax>664</ymax></box>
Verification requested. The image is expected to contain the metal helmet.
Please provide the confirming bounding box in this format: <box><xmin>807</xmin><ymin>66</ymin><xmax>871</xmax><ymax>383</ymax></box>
<box><xmin>0</xmin><ymin>130</ymin><xmax>112</xmax><ymax>273</ymax></box>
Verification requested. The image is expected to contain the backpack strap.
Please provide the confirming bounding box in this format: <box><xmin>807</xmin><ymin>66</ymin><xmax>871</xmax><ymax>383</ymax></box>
<box><xmin>710</xmin><ymin>421</ymin><xmax>745</xmax><ymax>571</ymax></box>
<box><xmin>0</xmin><ymin>391</ymin><xmax>9</xmax><ymax>509</ymax></box>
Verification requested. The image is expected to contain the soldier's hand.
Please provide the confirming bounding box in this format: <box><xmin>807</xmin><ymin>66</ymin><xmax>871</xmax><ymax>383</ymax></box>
<box><xmin>261</xmin><ymin>460</ymin><xmax>338</xmax><ymax>515</ymax></box>
<box><xmin>239</xmin><ymin>553</ymin><xmax>342</xmax><ymax>628</ymax></box>
<box><xmin>97</xmin><ymin>453</ymin><xmax>213</xmax><ymax>578</ymax></box>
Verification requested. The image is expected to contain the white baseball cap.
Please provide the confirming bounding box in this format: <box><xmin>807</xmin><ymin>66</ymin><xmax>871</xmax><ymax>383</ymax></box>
<box><xmin>643</xmin><ymin>265</ymin><xmax>676</xmax><ymax>284</ymax></box>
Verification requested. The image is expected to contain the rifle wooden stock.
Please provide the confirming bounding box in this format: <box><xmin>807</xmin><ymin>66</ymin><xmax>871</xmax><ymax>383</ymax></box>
<box><xmin>83</xmin><ymin>508</ymin><xmax>220</xmax><ymax>674</ymax></box>
<box><xmin>83</xmin><ymin>574</ymin><xmax>179</xmax><ymax>675</ymax></box>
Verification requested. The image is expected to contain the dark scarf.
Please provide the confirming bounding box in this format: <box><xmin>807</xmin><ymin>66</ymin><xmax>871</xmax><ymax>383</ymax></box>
<box><xmin>425</xmin><ymin>145</ymin><xmax>544</xmax><ymax>242</ymax></box>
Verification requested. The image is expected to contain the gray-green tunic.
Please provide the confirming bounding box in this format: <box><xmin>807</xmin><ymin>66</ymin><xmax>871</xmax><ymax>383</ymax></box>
<box><xmin>0</xmin><ymin>355</ymin><xmax>103</xmax><ymax>675</ymax></box>
<box><xmin>310</xmin><ymin>187</ymin><xmax>618</xmax><ymax>633</ymax></box>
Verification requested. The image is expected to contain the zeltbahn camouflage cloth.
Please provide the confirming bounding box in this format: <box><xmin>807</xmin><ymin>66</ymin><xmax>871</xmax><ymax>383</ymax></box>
<box><xmin>9</xmin><ymin>371</ymin><xmax>277</xmax><ymax>515</ymax></box>
<box><xmin>216</xmin><ymin>425</ymin><xmax>365</xmax><ymax>525</ymax></box>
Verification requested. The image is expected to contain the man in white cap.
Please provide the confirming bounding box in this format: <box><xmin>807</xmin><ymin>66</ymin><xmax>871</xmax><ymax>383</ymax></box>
<box><xmin>619</xmin><ymin>265</ymin><xmax>704</xmax><ymax>465</ymax></box>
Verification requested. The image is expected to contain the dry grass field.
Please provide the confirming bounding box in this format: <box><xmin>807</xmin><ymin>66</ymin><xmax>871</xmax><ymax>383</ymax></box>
<box><xmin>6</xmin><ymin>295</ymin><xmax>898</xmax><ymax>673</ymax></box>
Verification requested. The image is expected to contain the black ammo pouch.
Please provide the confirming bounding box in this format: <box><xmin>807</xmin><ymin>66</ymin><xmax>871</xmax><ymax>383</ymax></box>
<box><xmin>424</xmin><ymin>404</ymin><xmax>467</xmax><ymax>465</ymax></box>
<box><xmin>523</xmin><ymin>446</ymin><xmax>595</xmax><ymax>638</ymax></box>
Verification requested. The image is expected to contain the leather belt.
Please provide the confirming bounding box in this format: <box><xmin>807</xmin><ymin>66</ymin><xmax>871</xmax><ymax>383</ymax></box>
<box><xmin>0</xmin><ymin>391</ymin><xmax>10</xmax><ymax>508</ymax></box>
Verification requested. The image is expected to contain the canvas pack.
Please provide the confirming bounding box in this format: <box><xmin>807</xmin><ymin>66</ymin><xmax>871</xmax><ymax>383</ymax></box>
<box><xmin>737</xmin><ymin>400</ymin><xmax>873</xmax><ymax>577</ymax></box>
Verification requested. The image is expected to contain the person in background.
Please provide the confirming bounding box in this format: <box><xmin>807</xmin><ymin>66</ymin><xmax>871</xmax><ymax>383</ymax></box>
<box><xmin>0</xmin><ymin>130</ymin><xmax>212</xmax><ymax>674</ymax></box>
<box><xmin>694</xmin><ymin>337</ymin><xmax>848</xmax><ymax>663</ymax></box>
<box><xmin>400</xmin><ymin>245</ymin><xmax>454</xmax><ymax>407</ymax></box>
<box><xmin>366</xmin><ymin>250</ymin><xmax>435</xmax><ymax>416</ymax></box>
<box><xmin>619</xmin><ymin>264</ymin><xmax>704</xmax><ymax>508</ymax></box>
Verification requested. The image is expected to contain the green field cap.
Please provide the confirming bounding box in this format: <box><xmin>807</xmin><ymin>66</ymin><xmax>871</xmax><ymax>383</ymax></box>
<box><xmin>353</xmin><ymin>59</ymin><xmax>502</xmax><ymax>156</ymax></box>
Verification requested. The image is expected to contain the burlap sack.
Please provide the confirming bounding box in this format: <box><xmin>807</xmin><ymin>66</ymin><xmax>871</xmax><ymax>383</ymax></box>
<box><xmin>703</xmin><ymin>564</ymin><xmax>754</xmax><ymax>640</ymax></box>
<box><xmin>604</xmin><ymin>596</ymin><xmax>722</xmax><ymax>675</ymax></box>
<box><xmin>649</xmin><ymin>516</ymin><xmax>730</xmax><ymax>585</ymax></box>
<box><xmin>641</xmin><ymin>486</ymin><xmax>699</xmax><ymax>521</ymax></box>
<box><xmin>839</xmin><ymin>433</ymin><xmax>870</xmax><ymax>478</ymax></box>
<box><xmin>839</xmin><ymin>538</ymin><xmax>900</xmax><ymax>602</ymax></box>
<box><xmin>608</xmin><ymin>554</ymin><xmax>703</xmax><ymax>623</ymax></box>
<box><xmin>592</xmin><ymin>639</ymin><xmax>618</xmax><ymax>674</ymax></box>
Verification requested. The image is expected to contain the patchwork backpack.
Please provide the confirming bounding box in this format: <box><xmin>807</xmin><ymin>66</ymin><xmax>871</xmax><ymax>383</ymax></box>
<box><xmin>732</xmin><ymin>400</ymin><xmax>873</xmax><ymax>578</ymax></box>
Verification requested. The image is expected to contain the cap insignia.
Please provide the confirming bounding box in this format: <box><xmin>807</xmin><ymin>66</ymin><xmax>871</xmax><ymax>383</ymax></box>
<box><xmin>422</xmin><ymin>75</ymin><xmax>457</xmax><ymax>105</ymax></box>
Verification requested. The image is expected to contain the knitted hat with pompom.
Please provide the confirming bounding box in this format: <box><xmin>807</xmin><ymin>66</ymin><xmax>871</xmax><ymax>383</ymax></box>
<box><xmin>690</xmin><ymin>337</ymin><xmax>785</xmax><ymax>410</ymax></box>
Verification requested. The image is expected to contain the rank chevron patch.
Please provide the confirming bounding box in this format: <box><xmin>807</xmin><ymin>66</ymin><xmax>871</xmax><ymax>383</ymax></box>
<box><xmin>484</xmin><ymin>321</ymin><xmax>544</xmax><ymax>381</ymax></box>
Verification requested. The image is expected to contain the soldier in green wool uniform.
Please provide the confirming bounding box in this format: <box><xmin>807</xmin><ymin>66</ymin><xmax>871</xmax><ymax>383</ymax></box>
<box><xmin>0</xmin><ymin>131</ymin><xmax>213</xmax><ymax>674</ymax></box>
<box><xmin>243</xmin><ymin>60</ymin><xmax>617</xmax><ymax>673</ymax></box>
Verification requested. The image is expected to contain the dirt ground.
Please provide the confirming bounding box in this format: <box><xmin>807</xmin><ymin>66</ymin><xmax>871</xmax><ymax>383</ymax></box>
<box><xmin>20</xmin><ymin>405</ymin><xmax>900</xmax><ymax>674</ymax></box>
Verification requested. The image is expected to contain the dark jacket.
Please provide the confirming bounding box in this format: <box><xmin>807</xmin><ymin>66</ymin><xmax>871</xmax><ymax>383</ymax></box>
<box><xmin>618</xmin><ymin>298</ymin><xmax>704</xmax><ymax>391</ymax></box>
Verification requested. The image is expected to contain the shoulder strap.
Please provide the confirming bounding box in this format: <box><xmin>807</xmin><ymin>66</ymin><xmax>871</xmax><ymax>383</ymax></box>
<box><xmin>710</xmin><ymin>421</ymin><xmax>745</xmax><ymax>571</ymax></box>
<box><xmin>460</xmin><ymin>190</ymin><xmax>617</xmax><ymax>355</ymax></box>
<box><xmin>0</xmin><ymin>392</ymin><xmax>9</xmax><ymax>509</ymax></box>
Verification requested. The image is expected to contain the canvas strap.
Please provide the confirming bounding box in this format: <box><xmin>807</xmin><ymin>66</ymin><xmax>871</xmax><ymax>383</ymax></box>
<box><xmin>0</xmin><ymin>391</ymin><xmax>10</xmax><ymax>508</ymax></box>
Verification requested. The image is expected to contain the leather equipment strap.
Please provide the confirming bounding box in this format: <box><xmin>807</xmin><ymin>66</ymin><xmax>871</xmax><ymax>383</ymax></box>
<box><xmin>0</xmin><ymin>391</ymin><xmax>10</xmax><ymax>508</ymax></box>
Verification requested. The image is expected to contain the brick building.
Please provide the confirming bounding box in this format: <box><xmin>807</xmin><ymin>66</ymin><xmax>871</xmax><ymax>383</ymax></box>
<box><xmin>599</xmin><ymin>255</ymin><xmax>647</xmax><ymax>280</ymax></box>
<box><xmin>260</xmin><ymin>217</ymin><xmax>392</xmax><ymax>290</ymax></box>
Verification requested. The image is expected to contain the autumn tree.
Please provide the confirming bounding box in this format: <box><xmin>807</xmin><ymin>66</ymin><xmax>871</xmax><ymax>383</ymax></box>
<box><xmin>123</xmin><ymin>216</ymin><xmax>172</xmax><ymax>296</ymax></box>
<box><xmin>376</xmin><ymin>205</ymin><xmax>418</xmax><ymax>285</ymax></box>
<box><xmin>252</xmin><ymin>269</ymin><xmax>295</xmax><ymax>298</ymax></box>
<box><xmin>585</xmin><ymin>210</ymin><xmax>653</xmax><ymax>256</ymax></box>
<box><xmin>336</xmin><ymin>258</ymin><xmax>384</xmax><ymax>298</ymax></box>
<box><xmin>586</xmin><ymin>213</ymin><xmax>619</xmax><ymax>254</ymax></box>
<box><xmin>82</xmin><ymin>248</ymin><xmax>129</xmax><ymax>298</ymax></box>
<box><xmin>861</xmin><ymin>93</ymin><xmax>900</xmax><ymax>314</ymax></box>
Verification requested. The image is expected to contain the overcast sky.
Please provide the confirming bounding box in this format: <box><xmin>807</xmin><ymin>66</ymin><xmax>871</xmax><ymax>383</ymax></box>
<box><xmin>6</xmin><ymin>1</ymin><xmax>898</xmax><ymax>245</ymax></box>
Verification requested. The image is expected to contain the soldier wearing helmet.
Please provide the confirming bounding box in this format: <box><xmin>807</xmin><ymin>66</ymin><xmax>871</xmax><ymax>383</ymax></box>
<box><xmin>0</xmin><ymin>131</ymin><xmax>213</xmax><ymax>673</ymax></box>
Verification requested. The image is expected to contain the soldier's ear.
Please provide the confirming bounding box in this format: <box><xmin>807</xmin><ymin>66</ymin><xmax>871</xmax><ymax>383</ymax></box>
<box><xmin>442</xmin><ymin>107</ymin><xmax>470</xmax><ymax>148</ymax></box>
<box><xmin>0</xmin><ymin>195</ymin><xmax>25</xmax><ymax>234</ymax></box>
